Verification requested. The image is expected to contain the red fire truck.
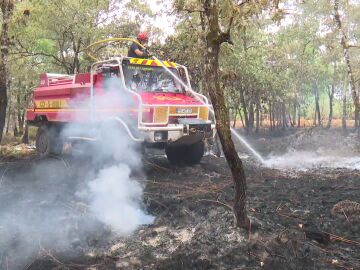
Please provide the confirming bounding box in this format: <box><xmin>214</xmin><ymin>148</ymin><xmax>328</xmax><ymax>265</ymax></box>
<box><xmin>26</xmin><ymin>45</ymin><xmax>216</xmax><ymax>165</ymax></box>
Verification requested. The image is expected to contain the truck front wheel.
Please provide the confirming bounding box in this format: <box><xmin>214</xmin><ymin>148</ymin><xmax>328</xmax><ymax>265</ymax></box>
<box><xmin>36</xmin><ymin>125</ymin><xmax>63</xmax><ymax>157</ymax></box>
<box><xmin>165</xmin><ymin>141</ymin><xmax>205</xmax><ymax>166</ymax></box>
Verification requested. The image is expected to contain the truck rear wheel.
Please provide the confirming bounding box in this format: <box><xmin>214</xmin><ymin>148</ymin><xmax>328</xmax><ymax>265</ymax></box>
<box><xmin>165</xmin><ymin>141</ymin><xmax>205</xmax><ymax>166</ymax></box>
<box><xmin>36</xmin><ymin>125</ymin><xmax>63</xmax><ymax>157</ymax></box>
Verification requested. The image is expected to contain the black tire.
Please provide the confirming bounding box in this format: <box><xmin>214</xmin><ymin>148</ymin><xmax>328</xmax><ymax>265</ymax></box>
<box><xmin>35</xmin><ymin>125</ymin><xmax>63</xmax><ymax>157</ymax></box>
<box><xmin>165</xmin><ymin>141</ymin><xmax>205</xmax><ymax>166</ymax></box>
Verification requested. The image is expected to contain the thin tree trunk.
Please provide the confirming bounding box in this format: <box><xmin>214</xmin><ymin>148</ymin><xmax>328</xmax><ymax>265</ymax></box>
<box><xmin>314</xmin><ymin>83</ymin><xmax>321</xmax><ymax>126</ymax></box>
<box><xmin>288</xmin><ymin>113</ymin><xmax>293</xmax><ymax>127</ymax></box>
<box><xmin>269</xmin><ymin>102</ymin><xmax>273</xmax><ymax>130</ymax></box>
<box><xmin>355</xmin><ymin>107</ymin><xmax>360</xmax><ymax>129</ymax></box>
<box><xmin>334</xmin><ymin>0</ymin><xmax>359</xmax><ymax>131</ymax></box>
<box><xmin>248</xmin><ymin>102</ymin><xmax>254</xmax><ymax>131</ymax></box>
<box><xmin>327</xmin><ymin>84</ymin><xmax>335</xmax><ymax>129</ymax></box>
<box><xmin>5</xmin><ymin>94</ymin><xmax>11</xmax><ymax>134</ymax></box>
<box><xmin>282</xmin><ymin>102</ymin><xmax>287</xmax><ymax>130</ymax></box>
<box><xmin>237</xmin><ymin>108</ymin><xmax>245</xmax><ymax>129</ymax></box>
<box><xmin>239</xmin><ymin>88</ymin><xmax>249</xmax><ymax>133</ymax></box>
<box><xmin>0</xmin><ymin>0</ymin><xmax>14</xmax><ymax>142</ymax></box>
<box><xmin>232</xmin><ymin>110</ymin><xmax>237</xmax><ymax>128</ymax></box>
<box><xmin>342</xmin><ymin>81</ymin><xmax>347</xmax><ymax>130</ymax></box>
<box><xmin>273</xmin><ymin>104</ymin><xmax>277</xmax><ymax>128</ymax></box>
<box><xmin>293</xmin><ymin>99</ymin><xmax>297</xmax><ymax>126</ymax></box>
<box><xmin>22</xmin><ymin>123</ymin><xmax>29</xmax><ymax>144</ymax></box>
<box><xmin>13</xmin><ymin>117</ymin><xmax>18</xmax><ymax>137</ymax></box>
<box><xmin>17</xmin><ymin>110</ymin><xmax>24</xmax><ymax>135</ymax></box>
<box><xmin>255</xmin><ymin>103</ymin><xmax>260</xmax><ymax>133</ymax></box>
<box><xmin>356</xmin><ymin>84</ymin><xmax>360</xmax><ymax>129</ymax></box>
<box><xmin>297</xmin><ymin>103</ymin><xmax>301</xmax><ymax>128</ymax></box>
<box><xmin>203</xmin><ymin>0</ymin><xmax>249</xmax><ymax>229</ymax></box>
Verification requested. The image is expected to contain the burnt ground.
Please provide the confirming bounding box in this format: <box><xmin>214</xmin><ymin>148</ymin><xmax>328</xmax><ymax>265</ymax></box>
<box><xmin>1</xmin><ymin>128</ymin><xmax>360</xmax><ymax>270</ymax></box>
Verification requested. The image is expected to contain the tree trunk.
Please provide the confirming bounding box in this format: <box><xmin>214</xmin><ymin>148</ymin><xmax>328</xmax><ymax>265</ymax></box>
<box><xmin>293</xmin><ymin>99</ymin><xmax>297</xmax><ymax>126</ymax></box>
<box><xmin>13</xmin><ymin>121</ymin><xmax>18</xmax><ymax>137</ymax></box>
<box><xmin>203</xmin><ymin>0</ymin><xmax>249</xmax><ymax>229</ymax></box>
<box><xmin>17</xmin><ymin>110</ymin><xmax>24</xmax><ymax>135</ymax></box>
<box><xmin>22</xmin><ymin>123</ymin><xmax>29</xmax><ymax>144</ymax></box>
<box><xmin>269</xmin><ymin>102</ymin><xmax>273</xmax><ymax>130</ymax></box>
<box><xmin>297</xmin><ymin>103</ymin><xmax>301</xmax><ymax>128</ymax></box>
<box><xmin>288</xmin><ymin>113</ymin><xmax>293</xmax><ymax>127</ymax></box>
<box><xmin>237</xmin><ymin>108</ymin><xmax>245</xmax><ymax>129</ymax></box>
<box><xmin>271</xmin><ymin>103</ymin><xmax>276</xmax><ymax>129</ymax></box>
<box><xmin>282</xmin><ymin>102</ymin><xmax>287</xmax><ymax>130</ymax></box>
<box><xmin>5</xmin><ymin>94</ymin><xmax>11</xmax><ymax>134</ymax></box>
<box><xmin>255</xmin><ymin>103</ymin><xmax>260</xmax><ymax>133</ymax></box>
<box><xmin>314</xmin><ymin>83</ymin><xmax>321</xmax><ymax>126</ymax></box>
<box><xmin>239</xmin><ymin>88</ymin><xmax>249</xmax><ymax>133</ymax></box>
<box><xmin>342</xmin><ymin>81</ymin><xmax>347</xmax><ymax>130</ymax></box>
<box><xmin>248</xmin><ymin>102</ymin><xmax>254</xmax><ymax>131</ymax></box>
<box><xmin>334</xmin><ymin>0</ymin><xmax>359</xmax><ymax>131</ymax></box>
<box><xmin>326</xmin><ymin>84</ymin><xmax>335</xmax><ymax>129</ymax></box>
<box><xmin>232</xmin><ymin>110</ymin><xmax>237</xmax><ymax>128</ymax></box>
<box><xmin>355</xmin><ymin>85</ymin><xmax>359</xmax><ymax>129</ymax></box>
<box><xmin>0</xmin><ymin>0</ymin><xmax>14</xmax><ymax>143</ymax></box>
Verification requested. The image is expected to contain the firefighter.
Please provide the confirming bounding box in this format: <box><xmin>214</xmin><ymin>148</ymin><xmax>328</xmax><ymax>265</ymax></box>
<box><xmin>128</xmin><ymin>32</ymin><xmax>151</xmax><ymax>58</ymax></box>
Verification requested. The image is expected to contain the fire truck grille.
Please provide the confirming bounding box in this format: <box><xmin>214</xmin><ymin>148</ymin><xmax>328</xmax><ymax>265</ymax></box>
<box><xmin>152</xmin><ymin>106</ymin><xmax>209</xmax><ymax>124</ymax></box>
<box><xmin>189</xmin><ymin>123</ymin><xmax>212</xmax><ymax>134</ymax></box>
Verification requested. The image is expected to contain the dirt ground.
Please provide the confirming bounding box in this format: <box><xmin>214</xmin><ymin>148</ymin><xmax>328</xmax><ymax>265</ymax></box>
<box><xmin>1</xmin><ymin>128</ymin><xmax>360</xmax><ymax>270</ymax></box>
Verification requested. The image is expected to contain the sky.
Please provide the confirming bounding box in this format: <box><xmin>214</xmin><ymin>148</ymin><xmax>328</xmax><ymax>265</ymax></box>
<box><xmin>145</xmin><ymin>0</ymin><xmax>176</xmax><ymax>36</ymax></box>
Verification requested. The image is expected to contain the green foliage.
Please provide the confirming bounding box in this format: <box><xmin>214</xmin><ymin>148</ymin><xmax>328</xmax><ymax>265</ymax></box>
<box><xmin>170</xmin><ymin>0</ymin><xmax>360</xmax><ymax>127</ymax></box>
<box><xmin>4</xmin><ymin>0</ymin><xmax>157</xmax><ymax>135</ymax></box>
<box><xmin>4</xmin><ymin>0</ymin><xmax>360</xmax><ymax>133</ymax></box>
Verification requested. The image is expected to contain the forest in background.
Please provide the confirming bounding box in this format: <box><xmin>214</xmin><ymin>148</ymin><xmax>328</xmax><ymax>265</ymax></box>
<box><xmin>1</xmin><ymin>2</ymin><xmax>360</xmax><ymax>268</ymax></box>
<box><xmin>0</xmin><ymin>0</ymin><xmax>360</xmax><ymax>141</ymax></box>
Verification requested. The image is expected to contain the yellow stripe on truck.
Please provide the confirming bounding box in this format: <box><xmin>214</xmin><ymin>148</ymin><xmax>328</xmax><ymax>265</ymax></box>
<box><xmin>130</xmin><ymin>58</ymin><xmax>177</xmax><ymax>67</ymax></box>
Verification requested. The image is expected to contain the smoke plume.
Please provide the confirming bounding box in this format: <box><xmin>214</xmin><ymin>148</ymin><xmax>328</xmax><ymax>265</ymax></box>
<box><xmin>0</xmin><ymin>77</ymin><xmax>153</xmax><ymax>269</ymax></box>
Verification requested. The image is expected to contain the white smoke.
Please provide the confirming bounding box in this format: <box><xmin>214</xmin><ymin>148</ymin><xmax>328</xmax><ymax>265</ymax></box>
<box><xmin>0</xmin><ymin>76</ymin><xmax>154</xmax><ymax>269</ymax></box>
<box><xmin>265</xmin><ymin>149</ymin><xmax>360</xmax><ymax>171</ymax></box>
<box><xmin>87</xmin><ymin>164</ymin><xmax>154</xmax><ymax>235</ymax></box>
<box><xmin>67</xmin><ymin>76</ymin><xmax>154</xmax><ymax>234</ymax></box>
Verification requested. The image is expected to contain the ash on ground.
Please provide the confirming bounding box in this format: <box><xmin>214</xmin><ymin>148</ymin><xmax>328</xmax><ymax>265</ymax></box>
<box><xmin>0</xmin><ymin>128</ymin><xmax>360</xmax><ymax>269</ymax></box>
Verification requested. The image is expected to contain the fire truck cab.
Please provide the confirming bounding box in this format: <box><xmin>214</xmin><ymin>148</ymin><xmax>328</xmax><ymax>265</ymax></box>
<box><xmin>27</xmin><ymin>55</ymin><xmax>216</xmax><ymax>165</ymax></box>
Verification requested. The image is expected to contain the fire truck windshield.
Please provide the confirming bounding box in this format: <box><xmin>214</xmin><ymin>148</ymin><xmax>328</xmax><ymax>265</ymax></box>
<box><xmin>122</xmin><ymin>63</ymin><xmax>184</xmax><ymax>93</ymax></box>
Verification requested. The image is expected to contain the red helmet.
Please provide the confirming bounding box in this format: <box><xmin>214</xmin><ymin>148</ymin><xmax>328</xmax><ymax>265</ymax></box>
<box><xmin>137</xmin><ymin>32</ymin><xmax>149</xmax><ymax>42</ymax></box>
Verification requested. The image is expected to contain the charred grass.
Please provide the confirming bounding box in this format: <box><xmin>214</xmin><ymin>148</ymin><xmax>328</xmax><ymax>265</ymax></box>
<box><xmin>0</xmin><ymin>129</ymin><xmax>360</xmax><ymax>270</ymax></box>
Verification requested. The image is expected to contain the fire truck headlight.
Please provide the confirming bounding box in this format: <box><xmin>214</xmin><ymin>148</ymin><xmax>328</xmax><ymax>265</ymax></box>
<box><xmin>154</xmin><ymin>131</ymin><xmax>167</xmax><ymax>142</ymax></box>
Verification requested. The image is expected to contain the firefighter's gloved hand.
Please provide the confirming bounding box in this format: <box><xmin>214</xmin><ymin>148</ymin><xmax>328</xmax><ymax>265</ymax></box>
<box><xmin>144</xmin><ymin>49</ymin><xmax>153</xmax><ymax>58</ymax></box>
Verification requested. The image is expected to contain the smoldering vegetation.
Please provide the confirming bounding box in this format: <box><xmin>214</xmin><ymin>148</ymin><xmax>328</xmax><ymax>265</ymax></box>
<box><xmin>102</xmin><ymin>129</ymin><xmax>360</xmax><ymax>270</ymax></box>
<box><xmin>1</xmin><ymin>128</ymin><xmax>360</xmax><ymax>269</ymax></box>
<box><xmin>236</xmin><ymin>127</ymin><xmax>360</xmax><ymax>170</ymax></box>
<box><xmin>0</xmin><ymin>157</ymin><xmax>100</xmax><ymax>269</ymax></box>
